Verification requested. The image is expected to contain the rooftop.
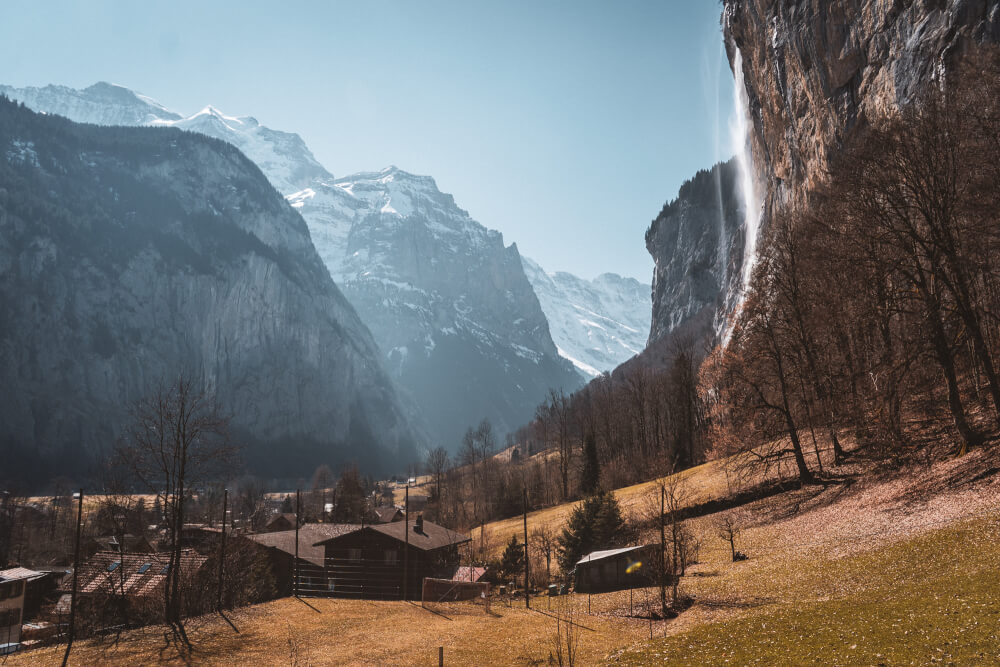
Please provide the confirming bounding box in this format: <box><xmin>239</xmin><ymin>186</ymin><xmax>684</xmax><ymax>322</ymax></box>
<box><xmin>248</xmin><ymin>524</ymin><xmax>361</xmax><ymax>566</ymax></box>
<box><xmin>576</xmin><ymin>545</ymin><xmax>648</xmax><ymax>567</ymax></box>
<box><xmin>314</xmin><ymin>519</ymin><xmax>470</xmax><ymax>552</ymax></box>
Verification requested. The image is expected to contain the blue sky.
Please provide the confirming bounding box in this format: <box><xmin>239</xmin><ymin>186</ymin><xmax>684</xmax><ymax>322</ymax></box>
<box><xmin>2</xmin><ymin>1</ymin><xmax>736</xmax><ymax>281</ymax></box>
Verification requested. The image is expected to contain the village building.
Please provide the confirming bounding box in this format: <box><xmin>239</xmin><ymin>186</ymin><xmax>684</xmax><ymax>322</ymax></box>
<box><xmin>264</xmin><ymin>513</ymin><xmax>298</xmax><ymax>533</ymax></box>
<box><xmin>55</xmin><ymin>550</ymin><xmax>210</xmax><ymax>622</ymax></box>
<box><xmin>83</xmin><ymin>534</ymin><xmax>155</xmax><ymax>558</ymax></box>
<box><xmin>0</xmin><ymin>568</ymin><xmax>33</xmax><ymax>654</ymax></box>
<box><xmin>313</xmin><ymin>516</ymin><xmax>469</xmax><ymax>600</ymax></box>
<box><xmin>247</xmin><ymin>523</ymin><xmax>360</xmax><ymax>596</ymax></box>
<box><xmin>574</xmin><ymin>545</ymin><xmax>652</xmax><ymax>594</ymax></box>
<box><xmin>374</xmin><ymin>506</ymin><xmax>403</xmax><ymax>523</ymax></box>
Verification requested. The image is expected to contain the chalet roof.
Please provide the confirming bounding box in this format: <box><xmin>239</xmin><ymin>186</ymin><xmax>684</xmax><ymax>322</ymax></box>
<box><xmin>314</xmin><ymin>519</ymin><xmax>470</xmax><ymax>552</ymax></box>
<box><xmin>0</xmin><ymin>567</ymin><xmax>43</xmax><ymax>583</ymax></box>
<box><xmin>63</xmin><ymin>550</ymin><xmax>208</xmax><ymax>598</ymax></box>
<box><xmin>90</xmin><ymin>534</ymin><xmax>154</xmax><ymax>553</ymax></box>
<box><xmin>374</xmin><ymin>506</ymin><xmax>403</xmax><ymax>523</ymax></box>
<box><xmin>266</xmin><ymin>513</ymin><xmax>297</xmax><ymax>527</ymax></box>
<box><xmin>249</xmin><ymin>523</ymin><xmax>360</xmax><ymax>566</ymax></box>
<box><xmin>576</xmin><ymin>545</ymin><xmax>648</xmax><ymax>567</ymax></box>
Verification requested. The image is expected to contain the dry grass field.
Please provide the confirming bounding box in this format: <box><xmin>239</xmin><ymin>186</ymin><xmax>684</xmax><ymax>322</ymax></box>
<box><xmin>12</xmin><ymin>442</ymin><xmax>1000</xmax><ymax>665</ymax></box>
<box><xmin>10</xmin><ymin>594</ymin><xmax>648</xmax><ymax>666</ymax></box>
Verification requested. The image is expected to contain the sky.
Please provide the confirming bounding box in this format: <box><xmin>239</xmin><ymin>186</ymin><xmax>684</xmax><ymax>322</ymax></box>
<box><xmin>1</xmin><ymin>1</ymin><xmax>737</xmax><ymax>282</ymax></box>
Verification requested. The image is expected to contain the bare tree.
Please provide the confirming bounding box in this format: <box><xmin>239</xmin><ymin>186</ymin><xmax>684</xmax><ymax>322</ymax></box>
<box><xmin>114</xmin><ymin>376</ymin><xmax>235</xmax><ymax>643</ymax></box>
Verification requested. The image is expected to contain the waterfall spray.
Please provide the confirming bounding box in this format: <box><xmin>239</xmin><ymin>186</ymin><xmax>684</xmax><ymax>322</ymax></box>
<box><xmin>730</xmin><ymin>49</ymin><xmax>762</xmax><ymax>301</ymax></box>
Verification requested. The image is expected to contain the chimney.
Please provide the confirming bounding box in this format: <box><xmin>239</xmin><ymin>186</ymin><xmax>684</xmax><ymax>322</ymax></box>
<box><xmin>414</xmin><ymin>515</ymin><xmax>424</xmax><ymax>533</ymax></box>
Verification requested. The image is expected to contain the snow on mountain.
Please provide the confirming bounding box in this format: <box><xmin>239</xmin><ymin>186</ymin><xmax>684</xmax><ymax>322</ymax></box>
<box><xmin>0</xmin><ymin>82</ymin><xmax>330</xmax><ymax>194</ymax></box>
<box><xmin>291</xmin><ymin>167</ymin><xmax>584</xmax><ymax>446</ymax></box>
<box><xmin>521</xmin><ymin>257</ymin><xmax>650</xmax><ymax>377</ymax></box>
<box><xmin>0</xmin><ymin>81</ymin><xmax>181</xmax><ymax>126</ymax></box>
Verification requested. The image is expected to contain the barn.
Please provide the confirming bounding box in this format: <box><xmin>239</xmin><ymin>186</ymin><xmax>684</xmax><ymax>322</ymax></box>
<box><xmin>313</xmin><ymin>516</ymin><xmax>469</xmax><ymax>600</ymax></box>
<box><xmin>574</xmin><ymin>545</ymin><xmax>653</xmax><ymax>593</ymax></box>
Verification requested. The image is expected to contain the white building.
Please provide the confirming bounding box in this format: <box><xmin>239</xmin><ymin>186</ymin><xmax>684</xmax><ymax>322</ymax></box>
<box><xmin>0</xmin><ymin>569</ymin><xmax>32</xmax><ymax>654</ymax></box>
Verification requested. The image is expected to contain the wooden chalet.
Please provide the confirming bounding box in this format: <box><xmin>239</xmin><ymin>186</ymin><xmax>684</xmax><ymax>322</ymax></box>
<box><xmin>264</xmin><ymin>513</ymin><xmax>298</xmax><ymax>533</ymax></box>
<box><xmin>247</xmin><ymin>523</ymin><xmax>360</xmax><ymax>596</ymax></box>
<box><xmin>574</xmin><ymin>545</ymin><xmax>653</xmax><ymax>593</ymax></box>
<box><xmin>313</xmin><ymin>516</ymin><xmax>469</xmax><ymax>600</ymax></box>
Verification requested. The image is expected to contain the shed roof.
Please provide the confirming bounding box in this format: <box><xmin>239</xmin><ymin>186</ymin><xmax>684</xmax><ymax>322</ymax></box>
<box><xmin>576</xmin><ymin>545</ymin><xmax>648</xmax><ymax>567</ymax></box>
<box><xmin>0</xmin><ymin>567</ymin><xmax>44</xmax><ymax>583</ymax></box>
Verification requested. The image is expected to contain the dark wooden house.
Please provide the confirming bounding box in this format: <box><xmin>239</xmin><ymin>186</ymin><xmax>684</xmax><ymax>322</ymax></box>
<box><xmin>247</xmin><ymin>523</ymin><xmax>359</xmax><ymax>597</ymax></box>
<box><xmin>314</xmin><ymin>516</ymin><xmax>469</xmax><ymax>600</ymax></box>
<box><xmin>574</xmin><ymin>545</ymin><xmax>653</xmax><ymax>593</ymax></box>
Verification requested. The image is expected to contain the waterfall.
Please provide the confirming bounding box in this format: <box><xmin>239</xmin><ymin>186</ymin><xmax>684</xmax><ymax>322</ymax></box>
<box><xmin>730</xmin><ymin>48</ymin><xmax>762</xmax><ymax>301</ymax></box>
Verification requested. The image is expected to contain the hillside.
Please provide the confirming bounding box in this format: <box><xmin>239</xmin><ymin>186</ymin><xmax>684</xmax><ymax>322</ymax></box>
<box><xmin>12</xmin><ymin>439</ymin><xmax>999</xmax><ymax>665</ymax></box>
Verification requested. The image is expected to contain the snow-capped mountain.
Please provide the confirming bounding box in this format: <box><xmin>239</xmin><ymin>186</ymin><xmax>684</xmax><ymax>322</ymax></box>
<box><xmin>289</xmin><ymin>167</ymin><xmax>584</xmax><ymax>447</ymax></box>
<box><xmin>521</xmin><ymin>258</ymin><xmax>650</xmax><ymax>377</ymax></box>
<box><xmin>2</xmin><ymin>81</ymin><xmax>584</xmax><ymax>447</ymax></box>
<box><xmin>0</xmin><ymin>82</ymin><xmax>330</xmax><ymax>195</ymax></box>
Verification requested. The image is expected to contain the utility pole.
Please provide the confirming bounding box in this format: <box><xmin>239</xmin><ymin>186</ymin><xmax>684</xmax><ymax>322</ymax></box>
<box><xmin>217</xmin><ymin>488</ymin><xmax>228</xmax><ymax>611</ymax></box>
<box><xmin>403</xmin><ymin>484</ymin><xmax>409</xmax><ymax>600</ymax></box>
<box><xmin>659</xmin><ymin>485</ymin><xmax>666</xmax><ymax>615</ymax></box>
<box><xmin>522</xmin><ymin>488</ymin><xmax>530</xmax><ymax>608</ymax></box>
<box><xmin>294</xmin><ymin>489</ymin><xmax>300</xmax><ymax>598</ymax></box>
<box><xmin>62</xmin><ymin>488</ymin><xmax>83</xmax><ymax>667</ymax></box>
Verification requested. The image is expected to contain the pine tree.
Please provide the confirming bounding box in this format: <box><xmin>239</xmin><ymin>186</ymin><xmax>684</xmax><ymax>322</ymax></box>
<box><xmin>500</xmin><ymin>534</ymin><xmax>525</xmax><ymax>581</ymax></box>
<box><xmin>556</xmin><ymin>491</ymin><xmax>625</xmax><ymax>574</ymax></box>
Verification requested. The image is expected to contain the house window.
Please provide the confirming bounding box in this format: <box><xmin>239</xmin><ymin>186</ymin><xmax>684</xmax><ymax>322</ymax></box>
<box><xmin>107</xmin><ymin>561</ymin><xmax>121</xmax><ymax>572</ymax></box>
<box><xmin>138</xmin><ymin>563</ymin><xmax>152</xmax><ymax>574</ymax></box>
<box><xmin>347</xmin><ymin>548</ymin><xmax>362</xmax><ymax>561</ymax></box>
<box><xmin>384</xmin><ymin>549</ymin><xmax>398</xmax><ymax>565</ymax></box>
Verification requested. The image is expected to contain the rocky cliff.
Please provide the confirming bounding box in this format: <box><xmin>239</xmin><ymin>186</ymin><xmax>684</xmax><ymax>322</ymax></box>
<box><xmin>723</xmin><ymin>0</ymin><xmax>1000</xmax><ymax>213</ymax></box>
<box><xmin>0</xmin><ymin>98</ymin><xmax>419</xmax><ymax>486</ymax></box>
<box><xmin>645</xmin><ymin>159</ymin><xmax>745</xmax><ymax>347</ymax></box>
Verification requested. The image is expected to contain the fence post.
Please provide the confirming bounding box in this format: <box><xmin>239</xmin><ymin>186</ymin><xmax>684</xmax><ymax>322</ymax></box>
<box><xmin>217</xmin><ymin>488</ymin><xmax>228</xmax><ymax>611</ymax></box>
<box><xmin>295</xmin><ymin>489</ymin><xmax>300</xmax><ymax>597</ymax></box>
<box><xmin>439</xmin><ymin>645</ymin><xmax>444</xmax><ymax>666</ymax></box>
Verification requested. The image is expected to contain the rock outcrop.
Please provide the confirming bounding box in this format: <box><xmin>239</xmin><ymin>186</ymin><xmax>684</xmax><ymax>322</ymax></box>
<box><xmin>645</xmin><ymin>159</ymin><xmax>745</xmax><ymax>347</ymax></box>
<box><xmin>0</xmin><ymin>99</ymin><xmax>419</xmax><ymax>487</ymax></box>
<box><xmin>723</xmin><ymin>0</ymin><xmax>1000</xmax><ymax>213</ymax></box>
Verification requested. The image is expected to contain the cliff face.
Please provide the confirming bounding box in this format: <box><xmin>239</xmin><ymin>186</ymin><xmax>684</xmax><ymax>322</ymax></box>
<box><xmin>723</xmin><ymin>0</ymin><xmax>1000</xmax><ymax>212</ymax></box>
<box><xmin>645</xmin><ymin>159</ymin><xmax>744</xmax><ymax>346</ymax></box>
<box><xmin>0</xmin><ymin>99</ymin><xmax>419</xmax><ymax>486</ymax></box>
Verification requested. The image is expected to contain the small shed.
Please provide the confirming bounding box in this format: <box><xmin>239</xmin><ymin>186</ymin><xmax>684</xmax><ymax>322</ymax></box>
<box><xmin>0</xmin><ymin>569</ymin><xmax>33</xmax><ymax>654</ymax></box>
<box><xmin>574</xmin><ymin>545</ymin><xmax>652</xmax><ymax>594</ymax></box>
